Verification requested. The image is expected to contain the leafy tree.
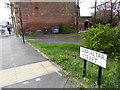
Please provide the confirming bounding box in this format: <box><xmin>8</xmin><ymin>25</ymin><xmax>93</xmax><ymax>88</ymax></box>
<box><xmin>91</xmin><ymin>1</ymin><xmax>120</xmax><ymax>27</ymax></box>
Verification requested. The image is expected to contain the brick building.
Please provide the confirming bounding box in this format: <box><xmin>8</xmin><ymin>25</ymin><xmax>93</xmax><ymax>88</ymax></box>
<box><xmin>11</xmin><ymin>2</ymin><xmax>77</xmax><ymax>34</ymax></box>
<box><xmin>79</xmin><ymin>16</ymin><xmax>93</xmax><ymax>31</ymax></box>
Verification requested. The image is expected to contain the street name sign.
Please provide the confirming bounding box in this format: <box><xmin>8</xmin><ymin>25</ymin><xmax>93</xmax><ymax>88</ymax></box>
<box><xmin>80</xmin><ymin>47</ymin><xmax>107</xmax><ymax>68</ymax></box>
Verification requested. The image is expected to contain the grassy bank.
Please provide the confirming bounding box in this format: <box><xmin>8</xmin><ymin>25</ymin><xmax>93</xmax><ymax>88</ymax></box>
<box><xmin>27</xmin><ymin>40</ymin><xmax>119</xmax><ymax>88</ymax></box>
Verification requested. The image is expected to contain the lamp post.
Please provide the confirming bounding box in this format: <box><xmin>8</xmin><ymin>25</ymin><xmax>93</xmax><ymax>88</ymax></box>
<box><xmin>18</xmin><ymin>0</ymin><xmax>25</xmax><ymax>44</ymax></box>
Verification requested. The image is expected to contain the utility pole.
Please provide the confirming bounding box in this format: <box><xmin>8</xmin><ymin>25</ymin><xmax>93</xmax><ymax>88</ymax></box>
<box><xmin>117</xmin><ymin>1</ymin><xmax>120</xmax><ymax>19</ymax></box>
<box><xmin>110</xmin><ymin>0</ymin><xmax>113</xmax><ymax>25</ymax></box>
<box><xmin>94</xmin><ymin>0</ymin><xmax>97</xmax><ymax>23</ymax></box>
<box><xmin>90</xmin><ymin>0</ymin><xmax>97</xmax><ymax>24</ymax></box>
<box><xmin>18</xmin><ymin>1</ymin><xmax>25</xmax><ymax>44</ymax></box>
<box><xmin>104</xmin><ymin>2</ymin><xmax>107</xmax><ymax>22</ymax></box>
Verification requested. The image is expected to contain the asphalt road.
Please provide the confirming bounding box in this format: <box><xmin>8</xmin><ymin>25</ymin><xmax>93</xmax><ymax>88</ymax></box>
<box><xmin>0</xmin><ymin>35</ymin><xmax>75</xmax><ymax>88</ymax></box>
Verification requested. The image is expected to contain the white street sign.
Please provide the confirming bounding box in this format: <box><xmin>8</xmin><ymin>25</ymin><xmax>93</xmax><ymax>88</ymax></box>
<box><xmin>80</xmin><ymin>47</ymin><xmax>107</xmax><ymax>68</ymax></box>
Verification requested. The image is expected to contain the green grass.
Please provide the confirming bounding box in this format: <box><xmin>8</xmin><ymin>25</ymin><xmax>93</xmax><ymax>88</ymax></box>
<box><xmin>55</xmin><ymin>33</ymin><xmax>83</xmax><ymax>42</ymax></box>
<box><xmin>27</xmin><ymin>40</ymin><xmax>119</xmax><ymax>88</ymax></box>
<box><xmin>24</xmin><ymin>33</ymin><xmax>40</xmax><ymax>37</ymax></box>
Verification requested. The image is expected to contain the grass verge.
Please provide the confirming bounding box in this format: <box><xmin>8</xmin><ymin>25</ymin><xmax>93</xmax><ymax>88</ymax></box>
<box><xmin>24</xmin><ymin>33</ymin><xmax>40</xmax><ymax>37</ymax></box>
<box><xmin>55</xmin><ymin>33</ymin><xmax>83</xmax><ymax>43</ymax></box>
<box><xmin>27</xmin><ymin>40</ymin><xmax>119</xmax><ymax>88</ymax></box>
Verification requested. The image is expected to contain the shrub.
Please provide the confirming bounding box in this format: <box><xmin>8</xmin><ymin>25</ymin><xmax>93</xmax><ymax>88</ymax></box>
<box><xmin>82</xmin><ymin>24</ymin><xmax>120</xmax><ymax>55</ymax></box>
<box><xmin>59</xmin><ymin>23</ymin><xmax>72</xmax><ymax>34</ymax></box>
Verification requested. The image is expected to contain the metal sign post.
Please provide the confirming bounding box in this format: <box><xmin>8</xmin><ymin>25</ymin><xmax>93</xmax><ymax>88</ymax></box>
<box><xmin>83</xmin><ymin>59</ymin><xmax>87</xmax><ymax>78</ymax></box>
<box><xmin>97</xmin><ymin>51</ymin><xmax>104</xmax><ymax>88</ymax></box>
<box><xmin>97</xmin><ymin>66</ymin><xmax>102</xmax><ymax>88</ymax></box>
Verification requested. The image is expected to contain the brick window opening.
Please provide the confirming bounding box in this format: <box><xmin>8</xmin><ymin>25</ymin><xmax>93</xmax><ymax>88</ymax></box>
<box><xmin>35</xmin><ymin>6</ymin><xmax>39</xmax><ymax>10</ymax></box>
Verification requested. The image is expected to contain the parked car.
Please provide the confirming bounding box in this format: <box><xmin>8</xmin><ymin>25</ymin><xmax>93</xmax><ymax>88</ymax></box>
<box><xmin>0</xmin><ymin>28</ymin><xmax>6</xmax><ymax>34</ymax></box>
<box><xmin>0</xmin><ymin>28</ymin><xmax>8</xmax><ymax>35</ymax></box>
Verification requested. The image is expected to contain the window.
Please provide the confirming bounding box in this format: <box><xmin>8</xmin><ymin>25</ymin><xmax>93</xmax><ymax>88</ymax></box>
<box><xmin>35</xmin><ymin>6</ymin><xmax>39</xmax><ymax>10</ymax></box>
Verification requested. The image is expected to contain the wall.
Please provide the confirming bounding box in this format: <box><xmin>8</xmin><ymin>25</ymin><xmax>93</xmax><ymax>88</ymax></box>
<box><xmin>16</xmin><ymin>2</ymin><xmax>76</xmax><ymax>33</ymax></box>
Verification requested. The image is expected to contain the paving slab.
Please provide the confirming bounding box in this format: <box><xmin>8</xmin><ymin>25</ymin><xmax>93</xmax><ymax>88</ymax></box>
<box><xmin>0</xmin><ymin>61</ymin><xmax>59</xmax><ymax>87</ymax></box>
<box><xmin>4</xmin><ymin>72</ymin><xmax>72</xmax><ymax>88</ymax></box>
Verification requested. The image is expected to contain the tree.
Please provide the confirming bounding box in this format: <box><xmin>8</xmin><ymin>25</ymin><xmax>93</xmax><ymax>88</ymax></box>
<box><xmin>91</xmin><ymin>0</ymin><xmax>120</xmax><ymax>27</ymax></box>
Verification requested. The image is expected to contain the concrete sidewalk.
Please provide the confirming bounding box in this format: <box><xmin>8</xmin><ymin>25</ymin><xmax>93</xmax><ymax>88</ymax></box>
<box><xmin>0</xmin><ymin>35</ymin><xmax>75</xmax><ymax>88</ymax></box>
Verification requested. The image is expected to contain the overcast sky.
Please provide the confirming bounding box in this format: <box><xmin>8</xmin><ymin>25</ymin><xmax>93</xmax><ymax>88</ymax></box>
<box><xmin>0</xmin><ymin>0</ymin><xmax>10</xmax><ymax>23</ymax></box>
<box><xmin>0</xmin><ymin>0</ymin><xmax>117</xmax><ymax>23</ymax></box>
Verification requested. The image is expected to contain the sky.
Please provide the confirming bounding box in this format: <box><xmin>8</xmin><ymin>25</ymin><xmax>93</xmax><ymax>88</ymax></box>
<box><xmin>0</xmin><ymin>0</ymin><xmax>10</xmax><ymax>23</ymax></box>
<box><xmin>0</xmin><ymin>0</ymin><xmax>117</xmax><ymax>23</ymax></box>
<box><xmin>79</xmin><ymin>0</ymin><xmax>114</xmax><ymax>16</ymax></box>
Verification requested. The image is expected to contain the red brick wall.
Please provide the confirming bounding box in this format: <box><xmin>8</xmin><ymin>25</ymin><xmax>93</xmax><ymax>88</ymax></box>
<box><xmin>18</xmin><ymin>2</ymin><xmax>76</xmax><ymax>33</ymax></box>
<box><xmin>23</xmin><ymin>16</ymin><xmax>75</xmax><ymax>33</ymax></box>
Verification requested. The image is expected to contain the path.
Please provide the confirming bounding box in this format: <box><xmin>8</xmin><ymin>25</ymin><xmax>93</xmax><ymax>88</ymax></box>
<box><xmin>0</xmin><ymin>35</ymin><xmax>75</xmax><ymax>88</ymax></box>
